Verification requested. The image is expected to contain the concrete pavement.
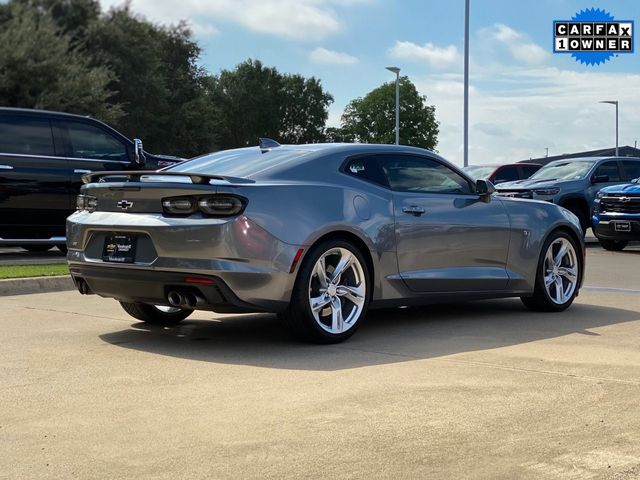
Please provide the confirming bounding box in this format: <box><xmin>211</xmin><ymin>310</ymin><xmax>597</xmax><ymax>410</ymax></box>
<box><xmin>1</xmin><ymin>248</ymin><xmax>640</xmax><ymax>479</ymax></box>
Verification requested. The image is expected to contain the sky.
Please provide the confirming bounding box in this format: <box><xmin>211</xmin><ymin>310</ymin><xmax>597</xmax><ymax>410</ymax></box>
<box><xmin>97</xmin><ymin>0</ymin><xmax>640</xmax><ymax>166</ymax></box>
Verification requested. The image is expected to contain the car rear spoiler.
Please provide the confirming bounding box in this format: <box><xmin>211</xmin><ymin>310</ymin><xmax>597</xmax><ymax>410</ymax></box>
<box><xmin>81</xmin><ymin>170</ymin><xmax>255</xmax><ymax>185</ymax></box>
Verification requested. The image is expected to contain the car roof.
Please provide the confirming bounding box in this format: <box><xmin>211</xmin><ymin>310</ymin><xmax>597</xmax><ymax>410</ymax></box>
<box><xmin>465</xmin><ymin>163</ymin><xmax>541</xmax><ymax>168</ymax></box>
<box><xmin>546</xmin><ymin>156</ymin><xmax>640</xmax><ymax>164</ymax></box>
<box><xmin>0</xmin><ymin>107</ymin><xmax>94</xmax><ymax>121</ymax></box>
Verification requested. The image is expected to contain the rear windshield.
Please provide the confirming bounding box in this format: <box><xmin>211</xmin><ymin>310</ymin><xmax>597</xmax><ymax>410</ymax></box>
<box><xmin>167</xmin><ymin>148</ymin><xmax>312</xmax><ymax>178</ymax></box>
<box><xmin>529</xmin><ymin>161</ymin><xmax>595</xmax><ymax>181</ymax></box>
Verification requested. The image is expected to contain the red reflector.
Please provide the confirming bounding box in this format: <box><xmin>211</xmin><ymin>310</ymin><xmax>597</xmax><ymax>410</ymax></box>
<box><xmin>184</xmin><ymin>277</ymin><xmax>215</xmax><ymax>285</ymax></box>
<box><xmin>289</xmin><ymin>248</ymin><xmax>305</xmax><ymax>273</ymax></box>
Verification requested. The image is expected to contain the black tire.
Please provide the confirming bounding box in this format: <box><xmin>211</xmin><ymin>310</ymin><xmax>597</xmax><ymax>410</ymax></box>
<box><xmin>21</xmin><ymin>245</ymin><xmax>53</xmax><ymax>253</ymax></box>
<box><xmin>564</xmin><ymin>205</ymin><xmax>587</xmax><ymax>235</ymax></box>
<box><xmin>599</xmin><ymin>239</ymin><xmax>628</xmax><ymax>251</ymax></box>
<box><xmin>521</xmin><ymin>230</ymin><xmax>581</xmax><ymax>312</ymax></box>
<box><xmin>119</xmin><ymin>301</ymin><xmax>192</xmax><ymax>326</ymax></box>
<box><xmin>56</xmin><ymin>244</ymin><xmax>68</xmax><ymax>254</ymax></box>
<box><xmin>281</xmin><ymin>239</ymin><xmax>371</xmax><ymax>344</ymax></box>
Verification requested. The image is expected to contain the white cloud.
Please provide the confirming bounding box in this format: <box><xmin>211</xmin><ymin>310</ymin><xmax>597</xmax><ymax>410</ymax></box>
<box><xmin>189</xmin><ymin>22</ymin><xmax>220</xmax><ymax>37</ymax></box>
<box><xmin>415</xmin><ymin>67</ymin><xmax>640</xmax><ymax>166</ymax></box>
<box><xmin>482</xmin><ymin>23</ymin><xmax>550</xmax><ymax>65</ymax></box>
<box><xmin>99</xmin><ymin>0</ymin><xmax>368</xmax><ymax>41</ymax></box>
<box><xmin>388</xmin><ymin>41</ymin><xmax>460</xmax><ymax>68</ymax></box>
<box><xmin>309</xmin><ymin>47</ymin><xmax>359</xmax><ymax>65</ymax></box>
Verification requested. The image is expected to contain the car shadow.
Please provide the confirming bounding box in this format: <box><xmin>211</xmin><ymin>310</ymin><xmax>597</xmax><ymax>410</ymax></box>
<box><xmin>99</xmin><ymin>299</ymin><xmax>639</xmax><ymax>371</ymax></box>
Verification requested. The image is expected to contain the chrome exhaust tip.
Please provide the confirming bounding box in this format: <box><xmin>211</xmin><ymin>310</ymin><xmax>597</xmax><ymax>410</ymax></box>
<box><xmin>167</xmin><ymin>291</ymin><xmax>184</xmax><ymax>307</ymax></box>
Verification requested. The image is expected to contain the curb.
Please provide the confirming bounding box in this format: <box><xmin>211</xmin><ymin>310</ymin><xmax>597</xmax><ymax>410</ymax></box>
<box><xmin>0</xmin><ymin>275</ymin><xmax>75</xmax><ymax>296</ymax></box>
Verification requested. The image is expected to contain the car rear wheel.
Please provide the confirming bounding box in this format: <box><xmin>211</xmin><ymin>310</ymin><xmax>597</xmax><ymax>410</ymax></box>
<box><xmin>282</xmin><ymin>240</ymin><xmax>370</xmax><ymax>344</ymax></box>
<box><xmin>521</xmin><ymin>231</ymin><xmax>581</xmax><ymax>312</ymax></box>
<box><xmin>119</xmin><ymin>301</ymin><xmax>192</xmax><ymax>326</ymax></box>
<box><xmin>599</xmin><ymin>239</ymin><xmax>628</xmax><ymax>251</ymax></box>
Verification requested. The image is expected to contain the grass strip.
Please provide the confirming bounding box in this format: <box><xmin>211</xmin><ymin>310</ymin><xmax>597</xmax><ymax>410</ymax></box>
<box><xmin>0</xmin><ymin>263</ymin><xmax>69</xmax><ymax>280</ymax></box>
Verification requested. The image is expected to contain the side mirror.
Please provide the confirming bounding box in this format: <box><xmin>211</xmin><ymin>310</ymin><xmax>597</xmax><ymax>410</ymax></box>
<box><xmin>476</xmin><ymin>179</ymin><xmax>496</xmax><ymax>201</ymax></box>
<box><xmin>133</xmin><ymin>138</ymin><xmax>146</xmax><ymax>166</ymax></box>
<box><xmin>591</xmin><ymin>174</ymin><xmax>609</xmax><ymax>184</ymax></box>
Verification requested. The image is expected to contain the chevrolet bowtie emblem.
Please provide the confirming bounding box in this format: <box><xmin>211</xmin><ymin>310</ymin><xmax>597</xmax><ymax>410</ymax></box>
<box><xmin>117</xmin><ymin>200</ymin><xmax>134</xmax><ymax>210</ymax></box>
<box><xmin>620</xmin><ymin>197</ymin><xmax>631</xmax><ymax>203</ymax></box>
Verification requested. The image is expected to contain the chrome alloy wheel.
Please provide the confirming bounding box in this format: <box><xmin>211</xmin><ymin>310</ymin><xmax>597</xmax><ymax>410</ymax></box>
<box><xmin>543</xmin><ymin>238</ymin><xmax>578</xmax><ymax>305</ymax></box>
<box><xmin>308</xmin><ymin>247</ymin><xmax>366</xmax><ymax>334</ymax></box>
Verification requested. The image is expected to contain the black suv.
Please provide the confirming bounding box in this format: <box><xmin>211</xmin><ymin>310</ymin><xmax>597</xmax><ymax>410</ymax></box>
<box><xmin>0</xmin><ymin>108</ymin><xmax>181</xmax><ymax>252</ymax></box>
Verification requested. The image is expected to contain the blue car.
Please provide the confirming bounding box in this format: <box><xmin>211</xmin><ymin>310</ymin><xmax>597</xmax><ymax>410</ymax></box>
<box><xmin>592</xmin><ymin>178</ymin><xmax>640</xmax><ymax>251</ymax></box>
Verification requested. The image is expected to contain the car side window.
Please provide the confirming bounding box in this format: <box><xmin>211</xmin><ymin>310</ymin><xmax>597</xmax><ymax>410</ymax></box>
<box><xmin>621</xmin><ymin>160</ymin><xmax>640</xmax><ymax>181</ymax></box>
<box><xmin>0</xmin><ymin>116</ymin><xmax>55</xmax><ymax>156</ymax></box>
<box><xmin>494</xmin><ymin>166</ymin><xmax>519</xmax><ymax>183</ymax></box>
<box><xmin>521</xmin><ymin>166</ymin><xmax>540</xmax><ymax>178</ymax></box>
<box><xmin>594</xmin><ymin>161</ymin><xmax>621</xmax><ymax>181</ymax></box>
<box><xmin>380</xmin><ymin>155</ymin><xmax>472</xmax><ymax>194</ymax></box>
<box><xmin>63</xmin><ymin>121</ymin><xmax>128</xmax><ymax>161</ymax></box>
<box><xmin>344</xmin><ymin>156</ymin><xmax>389</xmax><ymax>188</ymax></box>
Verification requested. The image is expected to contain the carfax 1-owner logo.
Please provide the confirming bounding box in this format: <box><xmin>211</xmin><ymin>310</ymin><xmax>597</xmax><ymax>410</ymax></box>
<box><xmin>553</xmin><ymin>8</ymin><xmax>634</xmax><ymax>65</ymax></box>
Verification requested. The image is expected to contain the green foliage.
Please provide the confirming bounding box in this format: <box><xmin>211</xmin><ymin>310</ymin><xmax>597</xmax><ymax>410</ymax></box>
<box><xmin>86</xmin><ymin>7</ymin><xmax>217</xmax><ymax>157</ymax></box>
<box><xmin>280</xmin><ymin>74</ymin><xmax>333</xmax><ymax>144</ymax></box>
<box><xmin>340</xmin><ymin>77</ymin><xmax>439</xmax><ymax>150</ymax></box>
<box><xmin>0</xmin><ymin>1</ymin><xmax>335</xmax><ymax>157</ymax></box>
<box><xmin>0</xmin><ymin>4</ymin><xmax>121</xmax><ymax>123</ymax></box>
<box><xmin>210</xmin><ymin>60</ymin><xmax>333</xmax><ymax>148</ymax></box>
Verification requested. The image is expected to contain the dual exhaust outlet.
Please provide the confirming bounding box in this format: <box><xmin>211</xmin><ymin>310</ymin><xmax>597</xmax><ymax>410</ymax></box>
<box><xmin>167</xmin><ymin>290</ymin><xmax>206</xmax><ymax>310</ymax></box>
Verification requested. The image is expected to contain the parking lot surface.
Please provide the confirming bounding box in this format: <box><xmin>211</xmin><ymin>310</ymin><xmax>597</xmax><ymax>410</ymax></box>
<box><xmin>2</xmin><ymin>245</ymin><xmax>640</xmax><ymax>479</ymax></box>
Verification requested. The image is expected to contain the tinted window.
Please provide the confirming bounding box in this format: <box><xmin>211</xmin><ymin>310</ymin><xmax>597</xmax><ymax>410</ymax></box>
<box><xmin>594</xmin><ymin>161</ymin><xmax>621</xmax><ymax>181</ymax></box>
<box><xmin>521</xmin><ymin>165</ymin><xmax>541</xmax><ymax>178</ymax></box>
<box><xmin>170</xmin><ymin>148</ymin><xmax>314</xmax><ymax>178</ymax></box>
<box><xmin>0</xmin><ymin>116</ymin><xmax>55</xmax><ymax>156</ymax></box>
<box><xmin>621</xmin><ymin>160</ymin><xmax>640</xmax><ymax>181</ymax></box>
<box><xmin>64</xmin><ymin>122</ymin><xmax>128</xmax><ymax>161</ymax></box>
<box><xmin>344</xmin><ymin>157</ymin><xmax>388</xmax><ymax>187</ymax></box>
<box><xmin>494</xmin><ymin>166</ymin><xmax>519</xmax><ymax>183</ymax></box>
<box><xmin>380</xmin><ymin>155</ymin><xmax>472</xmax><ymax>194</ymax></box>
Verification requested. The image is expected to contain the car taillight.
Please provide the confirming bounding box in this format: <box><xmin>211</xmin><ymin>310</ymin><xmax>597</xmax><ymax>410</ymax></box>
<box><xmin>162</xmin><ymin>197</ymin><xmax>198</xmax><ymax>215</ymax></box>
<box><xmin>162</xmin><ymin>195</ymin><xmax>246</xmax><ymax>217</ymax></box>
<box><xmin>76</xmin><ymin>194</ymin><xmax>97</xmax><ymax>212</ymax></box>
<box><xmin>198</xmin><ymin>196</ymin><xmax>244</xmax><ymax>216</ymax></box>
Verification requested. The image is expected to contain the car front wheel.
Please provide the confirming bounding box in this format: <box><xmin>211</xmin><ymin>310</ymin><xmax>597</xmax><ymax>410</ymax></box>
<box><xmin>521</xmin><ymin>231</ymin><xmax>581</xmax><ymax>312</ymax></box>
<box><xmin>599</xmin><ymin>239</ymin><xmax>628</xmax><ymax>251</ymax></box>
<box><xmin>119</xmin><ymin>301</ymin><xmax>192</xmax><ymax>326</ymax></box>
<box><xmin>282</xmin><ymin>240</ymin><xmax>370</xmax><ymax>344</ymax></box>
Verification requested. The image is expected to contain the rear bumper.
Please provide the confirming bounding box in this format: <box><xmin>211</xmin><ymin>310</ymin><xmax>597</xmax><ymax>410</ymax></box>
<box><xmin>69</xmin><ymin>264</ymin><xmax>287</xmax><ymax>313</ymax></box>
<box><xmin>592</xmin><ymin>215</ymin><xmax>640</xmax><ymax>241</ymax></box>
<box><xmin>66</xmin><ymin>211</ymin><xmax>303</xmax><ymax>313</ymax></box>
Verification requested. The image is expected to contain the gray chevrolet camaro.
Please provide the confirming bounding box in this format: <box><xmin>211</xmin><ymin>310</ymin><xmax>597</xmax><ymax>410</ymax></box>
<box><xmin>67</xmin><ymin>142</ymin><xmax>585</xmax><ymax>343</ymax></box>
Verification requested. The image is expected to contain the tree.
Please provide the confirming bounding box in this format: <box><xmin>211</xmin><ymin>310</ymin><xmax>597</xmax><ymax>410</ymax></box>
<box><xmin>209</xmin><ymin>59</ymin><xmax>284</xmax><ymax>150</ymax></box>
<box><xmin>86</xmin><ymin>7</ymin><xmax>218</xmax><ymax>157</ymax></box>
<box><xmin>209</xmin><ymin>59</ymin><xmax>333</xmax><ymax>149</ymax></box>
<box><xmin>340</xmin><ymin>77</ymin><xmax>439</xmax><ymax>150</ymax></box>
<box><xmin>280</xmin><ymin>74</ymin><xmax>333</xmax><ymax>144</ymax></box>
<box><xmin>0</xmin><ymin>4</ymin><xmax>121</xmax><ymax>123</ymax></box>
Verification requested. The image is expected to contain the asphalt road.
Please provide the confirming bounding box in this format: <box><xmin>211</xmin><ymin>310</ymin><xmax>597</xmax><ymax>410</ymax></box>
<box><xmin>1</xmin><ymin>246</ymin><xmax>640</xmax><ymax>479</ymax></box>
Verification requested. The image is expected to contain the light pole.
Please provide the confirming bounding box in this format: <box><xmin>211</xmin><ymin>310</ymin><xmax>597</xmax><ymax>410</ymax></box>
<box><xmin>599</xmin><ymin>100</ymin><xmax>619</xmax><ymax>156</ymax></box>
<box><xmin>463</xmin><ymin>0</ymin><xmax>470</xmax><ymax>167</ymax></box>
<box><xmin>386</xmin><ymin>66</ymin><xmax>400</xmax><ymax>145</ymax></box>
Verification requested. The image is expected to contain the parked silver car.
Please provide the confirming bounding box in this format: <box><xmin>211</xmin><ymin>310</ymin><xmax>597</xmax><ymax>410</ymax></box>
<box><xmin>67</xmin><ymin>142</ymin><xmax>585</xmax><ymax>343</ymax></box>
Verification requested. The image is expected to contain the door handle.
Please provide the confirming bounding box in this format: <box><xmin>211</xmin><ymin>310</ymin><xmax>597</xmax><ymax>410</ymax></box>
<box><xmin>0</xmin><ymin>164</ymin><xmax>14</xmax><ymax>170</ymax></box>
<box><xmin>74</xmin><ymin>169</ymin><xmax>92</xmax><ymax>174</ymax></box>
<box><xmin>402</xmin><ymin>205</ymin><xmax>426</xmax><ymax>216</ymax></box>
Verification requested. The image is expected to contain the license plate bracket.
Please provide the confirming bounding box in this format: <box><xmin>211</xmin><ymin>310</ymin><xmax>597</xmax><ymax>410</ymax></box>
<box><xmin>614</xmin><ymin>221</ymin><xmax>631</xmax><ymax>232</ymax></box>
<box><xmin>102</xmin><ymin>234</ymin><xmax>137</xmax><ymax>263</ymax></box>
